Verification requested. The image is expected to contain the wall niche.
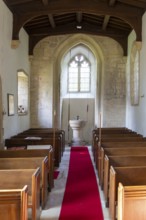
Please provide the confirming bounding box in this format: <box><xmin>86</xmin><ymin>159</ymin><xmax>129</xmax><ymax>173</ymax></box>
<box><xmin>17</xmin><ymin>70</ymin><xmax>29</xmax><ymax>115</ymax></box>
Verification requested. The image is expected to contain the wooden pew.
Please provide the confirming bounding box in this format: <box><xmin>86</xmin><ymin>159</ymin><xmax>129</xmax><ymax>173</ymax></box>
<box><xmin>92</xmin><ymin>128</ymin><xmax>133</xmax><ymax>145</ymax></box>
<box><xmin>0</xmin><ymin>185</ymin><xmax>28</xmax><ymax>220</ymax></box>
<box><xmin>92</xmin><ymin>128</ymin><xmax>139</xmax><ymax>162</ymax></box>
<box><xmin>20</xmin><ymin>128</ymin><xmax>65</xmax><ymax>155</ymax></box>
<box><xmin>98</xmin><ymin>132</ymin><xmax>142</xmax><ymax>139</ymax></box>
<box><xmin>0</xmin><ymin>168</ymin><xmax>41</xmax><ymax>220</ymax></box>
<box><xmin>97</xmin><ymin>141</ymin><xmax>146</xmax><ymax>181</ymax></box>
<box><xmin>98</xmin><ymin>147</ymin><xmax>146</xmax><ymax>187</ymax></box>
<box><xmin>13</xmin><ymin>132</ymin><xmax>63</xmax><ymax>156</ymax></box>
<box><xmin>0</xmin><ymin>157</ymin><xmax>48</xmax><ymax>208</ymax></box>
<box><xmin>104</xmin><ymin>155</ymin><xmax>146</xmax><ymax>207</ymax></box>
<box><xmin>94</xmin><ymin>136</ymin><xmax>146</xmax><ymax>170</ymax></box>
<box><xmin>5</xmin><ymin>137</ymin><xmax>61</xmax><ymax>167</ymax></box>
<box><xmin>0</xmin><ymin>149</ymin><xmax>54</xmax><ymax>190</ymax></box>
<box><xmin>118</xmin><ymin>183</ymin><xmax>146</xmax><ymax>220</ymax></box>
<box><xmin>92</xmin><ymin>127</ymin><xmax>135</xmax><ymax>151</ymax></box>
<box><xmin>109</xmin><ymin>166</ymin><xmax>146</xmax><ymax>220</ymax></box>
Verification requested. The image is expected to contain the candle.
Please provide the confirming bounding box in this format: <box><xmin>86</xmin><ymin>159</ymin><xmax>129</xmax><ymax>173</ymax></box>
<box><xmin>99</xmin><ymin>112</ymin><xmax>102</xmax><ymax>147</ymax></box>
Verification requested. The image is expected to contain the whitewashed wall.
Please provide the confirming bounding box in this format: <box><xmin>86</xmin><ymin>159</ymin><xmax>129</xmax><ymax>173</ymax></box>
<box><xmin>126</xmin><ymin>12</ymin><xmax>146</xmax><ymax>136</ymax></box>
<box><xmin>0</xmin><ymin>1</ymin><xmax>30</xmax><ymax>139</ymax></box>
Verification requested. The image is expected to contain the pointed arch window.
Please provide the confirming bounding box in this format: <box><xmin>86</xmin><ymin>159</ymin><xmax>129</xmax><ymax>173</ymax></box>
<box><xmin>68</xmin><ymin>54</ymin><xmax>91</xmax><ymax>93</ymax></box>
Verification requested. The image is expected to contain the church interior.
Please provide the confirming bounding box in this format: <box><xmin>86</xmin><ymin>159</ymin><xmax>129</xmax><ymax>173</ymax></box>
<box><xmin>0</xmin><ymin>0</ymin><xmax>146</xmax><ymax>219</ymax></box>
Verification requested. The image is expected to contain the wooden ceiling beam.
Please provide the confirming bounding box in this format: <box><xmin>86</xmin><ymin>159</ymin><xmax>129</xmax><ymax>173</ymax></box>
<box><xmin>8</xmin><ymin>0</ymin><xmax>143</xmax><ymax>16</ymax></box>
<box><xmin>48</xmin><ymin>14</ymin><xmax>56</xmax><ymax>28</ymax></box>
<box><xmin>42</xmin><ymin>0</ymin><xmax>49</xmax><ymax>6</ymax></box>
<box><xmin>9</xmin><ymin>0</ymin><xmax>143</xmax><ymax>45</ymax></box>
<box><xmin>102</xmin><ymin>15</ymin><xmax>110</xmax><ymax>30</ymax></box>
<box><xmin>118</xmin><ymin>0</ymin><xmax>146</xmax><ymax>9</ymax></box>
<box><xmin>76</xmin><ymin>12</ymin><xmax>82</xmax><ymax>23</ymax></box>
<box><xmin>3</xmin><ymin>0</ymin><xmax>32</xmax><ymax>6</ymax></box>
<box><xmin>109</xmin><ymin>0</ymin><xmax>117</xmax><ymax>7</ymax></box>
<box><xmin>103</xmin><ymin>0</ymin><xmax>117</xmax><ymax>31</ymax></box>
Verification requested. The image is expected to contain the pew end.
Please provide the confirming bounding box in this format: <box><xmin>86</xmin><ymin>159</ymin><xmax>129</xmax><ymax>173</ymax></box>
<box><xmin>103</xmin><ymin>154</ymin><xmax>110</xmax><ymax>207</ymax></box>
<box><xmin>0</xmin><ymin>185</ymin><xmax>28</xmax><ymax>220</ymax></box>
<box><xmin>109</xmin><ymin>166</ymin><xmax>117</xmax><ymax>220</ymax></box>
<box><xmin>118</xmin><ymin>183</ymin><xmax>146</xmax><ymax>220</ymax></box>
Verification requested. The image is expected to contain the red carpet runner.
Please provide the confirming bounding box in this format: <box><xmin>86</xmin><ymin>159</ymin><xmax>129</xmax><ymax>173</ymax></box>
<box><xmin>59</xmin><ymin>146</ymin><xmax>104</xmax><ymax>220</ymax></box>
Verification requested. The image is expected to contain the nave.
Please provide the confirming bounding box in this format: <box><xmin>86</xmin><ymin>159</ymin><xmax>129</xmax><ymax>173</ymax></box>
<box><xmin>40</xmin><ymin>145</ymin><xmax>111</xmax><ymax>220</ymax></box>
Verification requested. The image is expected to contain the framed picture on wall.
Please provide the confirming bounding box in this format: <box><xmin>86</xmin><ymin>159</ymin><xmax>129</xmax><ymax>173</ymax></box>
<box><xmin>7</xmin><ymin>93</ymin><xmax>14</xmax><ymax>116</ymax></box>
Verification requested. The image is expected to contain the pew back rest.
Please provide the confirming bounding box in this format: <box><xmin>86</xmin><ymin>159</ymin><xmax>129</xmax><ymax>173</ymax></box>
<box><xmin>100</xmin><ymin>133</ymin><xmax>142</xmax><ymax>137</ymax></box>
<box><xmin>5</xmin><ymin>137</ymin><xmax>60</xmax><ymax>147</ymax></box>
<box><xmin>93</xmin><ymin>127</ymin><xmax>132</xmax><ymax>133</ymax></box>
<box><xmin>100</xmin><ymin>136</ymin><xmax>146</xmax><ymax>142</ymax></box>
<box><xmin>102</xmin><ymin>141</ymin><xmax>146</xmax><ymax>148</ymax></box>
<box><xmin>0</xmin><ymin>168</ymin><xmax>40</xmax><ymax>195</ymax></box>
<box><xmin>0</xmin><ymin>157</ymin><xmax>48</xmax><ymax>170</ymax></box>
<box><xmin>115</xmin><ymin>166</ymin><xmax>146</xmax><ymax>187</ymax></box>
<box><xmin>108</xmin><ymin>155</ymin><xmax>146</xmax><ymax>167</ymax></box>
<box><xmin>0</xmin><ymin>149</ymin><xmax>52</xmax><ymax>157</ymax></box>
<box><xmin>104</xmin><ymin>147</ymin><xmax>146</xmax><ymax>156</ymax></box>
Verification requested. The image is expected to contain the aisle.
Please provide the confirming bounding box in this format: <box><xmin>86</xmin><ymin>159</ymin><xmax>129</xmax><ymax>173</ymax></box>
<box><xmin>59</xmin><ymin>146</ymin><xmax>103</xmax><ymax>219</ymax></box>
<box><xmin>40</xmin><ymin>146</ymin><xmax>111</xmax><ymax>220</ymax></box>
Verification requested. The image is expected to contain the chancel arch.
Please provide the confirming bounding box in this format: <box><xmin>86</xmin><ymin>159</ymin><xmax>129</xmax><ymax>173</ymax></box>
<box><xmin>30</xmin><ymin>33</ymin><xmax>126</xmax><ymax>143</ymax></box>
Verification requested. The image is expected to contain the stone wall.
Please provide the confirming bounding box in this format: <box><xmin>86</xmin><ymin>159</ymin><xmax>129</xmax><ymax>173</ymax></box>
<box><xmin>103</xmin><ymin>56</ymin><xmax>126</xmax><ymax>126</ymax></box>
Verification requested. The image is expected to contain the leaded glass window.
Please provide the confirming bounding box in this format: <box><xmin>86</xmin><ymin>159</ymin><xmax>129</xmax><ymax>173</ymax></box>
<box><xmin>68</xmin><ymin>54</ymin><xmax>91</xmax><ymax>93</ymax></box>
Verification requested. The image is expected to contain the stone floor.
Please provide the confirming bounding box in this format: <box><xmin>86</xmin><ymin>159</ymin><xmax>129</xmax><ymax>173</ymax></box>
<box><xmin>40</xmin><ymin>145</ymin><xmax>111</xmax><ymax>220</ymax></box>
